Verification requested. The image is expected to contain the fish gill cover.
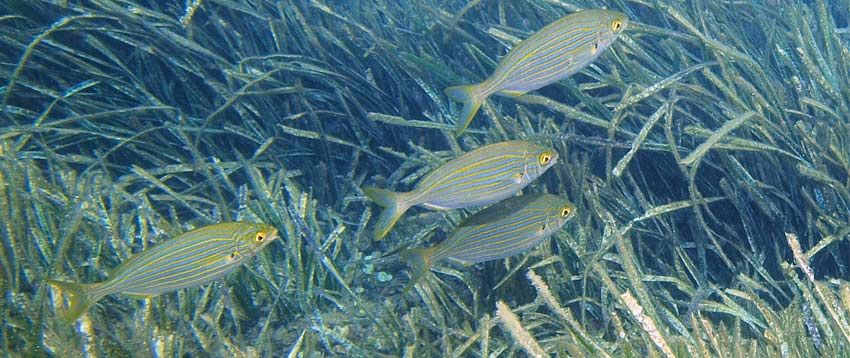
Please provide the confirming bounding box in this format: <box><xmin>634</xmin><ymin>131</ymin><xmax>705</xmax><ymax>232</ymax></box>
<box><xmin>1</xmin><ymin>0</ymin><xmax>849</xmax><ymax>356</ymax></box>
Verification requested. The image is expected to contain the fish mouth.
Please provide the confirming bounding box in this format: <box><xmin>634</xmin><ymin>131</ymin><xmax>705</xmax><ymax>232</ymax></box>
<box><xmin>267</xmin><ymin>228</ymin><xmax>280</xmax><ymax>244</ymax></box>
<box><xmin>257</xmin><ymin>228</ymin><xmax>280</xmax><ymax>250</ymax></box>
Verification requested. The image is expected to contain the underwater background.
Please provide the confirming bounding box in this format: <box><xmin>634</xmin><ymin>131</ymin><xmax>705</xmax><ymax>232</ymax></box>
<box><xmin>2</xmin><ymin>0</ymin><xmax>850</xmax><ymax>356</ymax></box>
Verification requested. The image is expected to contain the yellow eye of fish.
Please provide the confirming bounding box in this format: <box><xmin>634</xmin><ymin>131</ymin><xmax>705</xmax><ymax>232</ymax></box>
<box><xmin>254</xmin><ymin>233</ymin><xmax>265</xmax><ymax>243</ymax></box>
<box><xmin>611</xmin><ymin>19</ymin><xmax>623</xmax><ymax>32</ymax></box>
<box><xmin>561</xmin><ymin>207</ymin><xmax>572</xmax><ymax>217</ymax></box>
<box><xmin>538</xmin><ymin>153</ymin><xmax>552</xmax><ymax>165</ymax></box>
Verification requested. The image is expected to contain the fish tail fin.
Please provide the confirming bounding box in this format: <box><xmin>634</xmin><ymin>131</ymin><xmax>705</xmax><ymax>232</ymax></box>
<box><xmin>47</xmin><ymin>279</ymin><xmax>100</xmax><ymax>324</ymax></box>
<box><xmin>445</xmin><ymin>84</ymin><xmax>484</xmax><ymax>136</ymax></box>
<box><xmin>363</xmin><ymin>187</ymin><xmax>412</xmax><ymax>241</ymax></box>
<box><xmin>400</xmin><ymin>247</ymin><xmax>439</xmax><ymax>294</ymax></box>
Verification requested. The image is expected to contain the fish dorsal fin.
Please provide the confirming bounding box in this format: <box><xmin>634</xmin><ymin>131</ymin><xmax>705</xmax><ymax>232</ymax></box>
<box><xmin>458</xmin><ymin>193</ymin><xmax>546</xmax><ymax>228</ymax></box>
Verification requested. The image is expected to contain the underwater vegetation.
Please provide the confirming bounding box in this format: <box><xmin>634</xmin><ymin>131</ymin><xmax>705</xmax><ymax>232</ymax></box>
<box><xmin>1</xmin><ymin>0</ymin><xmax>850</xmax><ymax>356</ymax></box>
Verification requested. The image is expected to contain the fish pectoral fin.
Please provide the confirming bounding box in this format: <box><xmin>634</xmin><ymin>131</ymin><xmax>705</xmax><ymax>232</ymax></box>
<box><xmin>497</xmin><ymin>89</ymin><xmax>527</xmax><ymax>98</ymax></box>
<box><xmin>123</xmin><ymin>292</ymin><xmax>155</xmax><ymax>300</ymax></box>
<box><xmin>226</xmin><ymin>250</ymin><xmax>245</xmax><ymax>263</ymax></box>
<box><xmin>511</xmin><ymin>172</ymin><xmax>525</xmax><ymax>183</ymax></box>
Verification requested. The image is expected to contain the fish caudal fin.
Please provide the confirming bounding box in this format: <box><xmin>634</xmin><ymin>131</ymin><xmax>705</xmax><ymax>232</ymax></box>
<box><xmin>47</xmin><ymin>279</ymin><xmax>101</xmax><ymax>324</ymax></box>
<box><xmin>445</xmin><ymin>84</ymin><xmax>484</xmax><ymax>136</ymax></box>
<box><xmin>363</xmin><ymin>187</ymin><xmax>412</xmax><ymax>241</ymax></box>
<box><xmin>399</xmin><ymin>247</ymin><xmax>438</xmax><ymax>293</ymax></box>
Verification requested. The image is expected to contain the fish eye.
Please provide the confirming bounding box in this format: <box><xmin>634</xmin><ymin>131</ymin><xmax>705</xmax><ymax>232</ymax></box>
<box><xmin>254</xmin><ymin>232</ymin><xmax>265</xmax><ymax>243</ymax></box>
<box><xmin>561</xmin><ymin>206</ymin><xmax>572</xmax><ymax>217</ymax></box>
<box><xmin>611</xmin><ymin>19</ymin><xmax>623</xmax><ymax>32</ymax></box>
<box><xmin>538</xmin><ymin>152</ymin><xmax>552</xmax><ymax>165</ymax></box>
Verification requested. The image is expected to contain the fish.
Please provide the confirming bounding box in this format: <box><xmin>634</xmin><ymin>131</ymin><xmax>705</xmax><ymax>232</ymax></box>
<box><xmin>445</xmin><ymin>9</ymin><xmax>629</xmax><ymax>135</ymax></box>
<box><xmin>47</xmin><ymin>222</ymin><xmax>279</xmax><ymax>323</ymax></box>
<box><xmin>363</xmin><ymin>140</ymin><xmax>558</xmax><ymax>241</ymax></box>
<box><xmin>400</xmin><ymin>193</ymin><xmax>576</xmax><ymax>291</ymax></box>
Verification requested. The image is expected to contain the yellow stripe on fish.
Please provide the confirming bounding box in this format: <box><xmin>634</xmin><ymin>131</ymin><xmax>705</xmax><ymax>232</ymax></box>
<box><xmin>446</xmin><ymin>9</ymin><xmax>628</xmax><ymax>135</ymax></box>
<box><xmin>47</xmin><ymin>222</ymin><xmax>279</xmax><ymax>323</ymax></box>
<box><xmin>363</xmin><ymin>140</ymin><xmax>558</xmax><ymax>241</ymax></box>
<box><xmin>400</xmin><ymin>193</ymin><xmax>576</xmax><ymax>292</ymax></box>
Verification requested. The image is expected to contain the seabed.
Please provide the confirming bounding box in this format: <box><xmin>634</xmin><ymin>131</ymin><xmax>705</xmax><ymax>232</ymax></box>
<box><xmin>2</xmin><ymin>0</ymin><xmax>850</xmax><ymax>356</ymax></box>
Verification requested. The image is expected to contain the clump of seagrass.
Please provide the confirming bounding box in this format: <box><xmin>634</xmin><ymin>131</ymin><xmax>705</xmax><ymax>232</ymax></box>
<box><xmin>3</xmin><ymin>0</ymin><xmax>850</xmax><ymax>356</ymax></box>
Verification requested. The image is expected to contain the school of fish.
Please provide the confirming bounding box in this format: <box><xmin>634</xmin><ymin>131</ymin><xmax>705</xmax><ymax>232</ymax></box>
<box><xmin>48</xmin><ymin>8</ymin><xmax>627</xmax><ymax>322</ymax></box>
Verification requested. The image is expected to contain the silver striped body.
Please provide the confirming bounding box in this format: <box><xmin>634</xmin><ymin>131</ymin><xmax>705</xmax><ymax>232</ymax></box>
<box><xmin>433</xmin><ymin>194</ymin><xmax>575</xmax><ymax>264</ymax></box>
<box><xmin>481</xmin><ymin>9</ymin><xmax>627</xmax><ymax>97</ymax></box>
<box><xmin>94</xmin><ymin>222</ymin><xmax>275</xmax><ymax>297</ymax></box>
<box><xmin>363</xmin><ymin>140</ymin><xmax>558</xmax><ymax>241</ymax></box>
<box><xmin>410</xmin><ymin>140</ymin><xmax>557</xmax><ymax>209</ymax></box>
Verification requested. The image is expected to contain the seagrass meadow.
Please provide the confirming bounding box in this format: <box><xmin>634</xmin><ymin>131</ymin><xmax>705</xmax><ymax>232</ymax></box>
<box><xmin>1</xmin><ymin>0</ymin><xmax>850</xmax><ymax>356</ymax></box>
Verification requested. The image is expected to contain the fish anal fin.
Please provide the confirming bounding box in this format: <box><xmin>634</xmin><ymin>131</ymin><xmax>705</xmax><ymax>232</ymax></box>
<box><xmin>123</xmin><ymin>292</ymin><xmax>155</xmax><ymax>300</ymax></box>
<box><xmin>420</xmin><ymin>202</ymin><xmax>452</xmax><ymax>210</ymax></box>
<box><xmin>497</xmin><ymin>89</ymin><xmax>527</xmax><ymax>98</ymax></box>
<box><xmin>447</xmin><ymin>257</ymin><xmax>475</xmax><ymax>267</ymax></box>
